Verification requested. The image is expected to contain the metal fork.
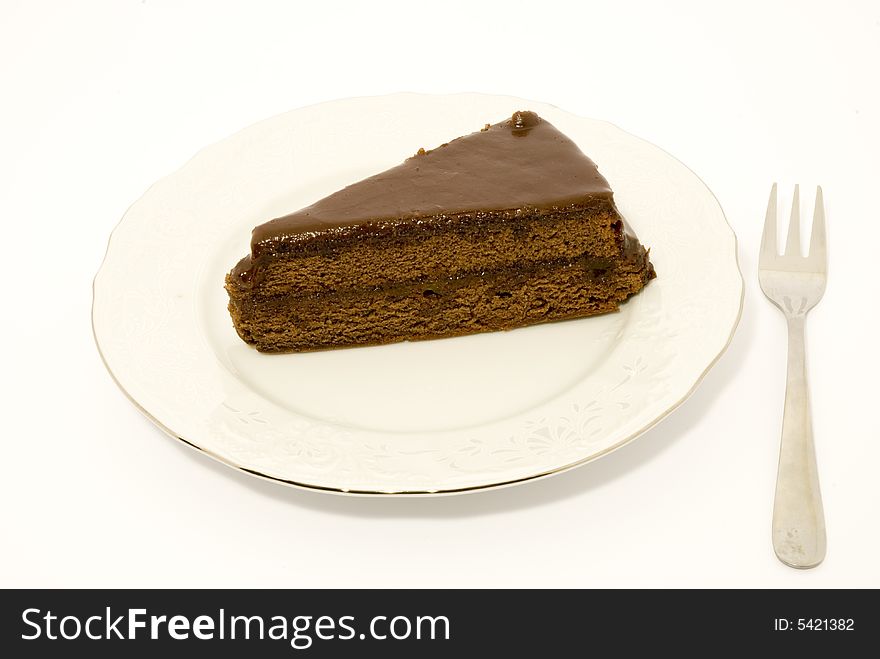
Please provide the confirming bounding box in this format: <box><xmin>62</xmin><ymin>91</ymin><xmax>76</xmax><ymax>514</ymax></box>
<box><xmin>759</xmin><ymin>183</ymin><xmax>827</xmax><ymax>569</ymax></box>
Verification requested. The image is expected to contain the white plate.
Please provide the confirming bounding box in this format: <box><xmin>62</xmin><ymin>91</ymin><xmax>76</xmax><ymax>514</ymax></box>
<box><xmin>93</xmin><ymin>93</ymin><xmax>743</xmax><ymax>495</ymax></box>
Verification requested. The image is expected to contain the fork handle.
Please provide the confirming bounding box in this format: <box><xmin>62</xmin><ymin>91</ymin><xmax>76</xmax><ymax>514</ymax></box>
<box><xmin>772</xmin><ymin>314</ymin><xmax>826</xmax><ymax>568</ymax></box>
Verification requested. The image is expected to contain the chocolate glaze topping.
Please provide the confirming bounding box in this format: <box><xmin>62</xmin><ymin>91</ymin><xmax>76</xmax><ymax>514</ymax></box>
<box><xmin>249</xmin><ymin>111</ymin><xmax>615</xmax><ymax>257</ymax></box>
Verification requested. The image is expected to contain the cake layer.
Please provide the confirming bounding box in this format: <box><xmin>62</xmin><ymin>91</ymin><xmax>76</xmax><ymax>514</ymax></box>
<box><xmin>230</xmin><ymin>202</ymin><xmax>624</xmax><ymax>298</ymax></box>
<box><xmin>229</xmin><ymin>252</ymin><xmax>654</xmax><ymax>353</ymax></box>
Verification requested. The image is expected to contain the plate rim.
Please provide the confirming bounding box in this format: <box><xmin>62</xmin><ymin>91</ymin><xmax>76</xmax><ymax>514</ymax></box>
<box><xmin>92</xmin><ymin>91</ymin><xmax>744</xmax><ymax>497</ymax></box>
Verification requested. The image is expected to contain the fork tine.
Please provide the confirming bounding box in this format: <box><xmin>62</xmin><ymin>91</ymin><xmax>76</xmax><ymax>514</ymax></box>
<box><xmin>785</xmin><ymin>184</ymin><xmax>801</xmax><ymax>256</ymax></box>
<box><xmin>809</xmin><ymin>185</ymin><xmax>827</xmax><ymax>267</ymax></box>
<box><xmin>760</xmin><ymin>183</ymin><xmax>778</xmax><ymax>261</ymax></box>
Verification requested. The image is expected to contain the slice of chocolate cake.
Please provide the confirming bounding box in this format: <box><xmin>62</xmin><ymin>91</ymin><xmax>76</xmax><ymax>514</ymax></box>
<box><xmin>226</xmin><ymin>111</ymin><xmax>655</xmax><ymax>353</ymax></box>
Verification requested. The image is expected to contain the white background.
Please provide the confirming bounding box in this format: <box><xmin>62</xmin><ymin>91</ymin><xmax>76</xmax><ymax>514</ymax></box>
<box><xmin>2</xmin><ymin>0</ymin><xmax>878</xmax><ymax>587</ymax></box>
